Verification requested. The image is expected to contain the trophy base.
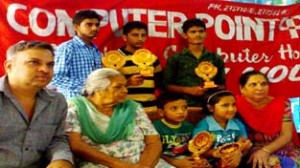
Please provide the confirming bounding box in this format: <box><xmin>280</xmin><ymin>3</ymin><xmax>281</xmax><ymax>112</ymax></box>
<box><xmin>203</xmin><ymin>81</ymin><xmax>218</xmax><ymax>89</ymax></box>
<box><xmin>195</xmin><ymin>158</ymin><xmax>212</xmax><ymax>168</ymax></box>
<box><xmin>140</xmin><ymin>69</ymin><xmax>154</xmax><ymax>77</ymax></box>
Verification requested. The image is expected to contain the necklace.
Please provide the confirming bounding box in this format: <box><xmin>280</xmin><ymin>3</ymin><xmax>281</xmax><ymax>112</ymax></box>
<box><xmin>161</xmin><ymin>118</ymin><xmax>182</xmax><ymax>129</ymax></box>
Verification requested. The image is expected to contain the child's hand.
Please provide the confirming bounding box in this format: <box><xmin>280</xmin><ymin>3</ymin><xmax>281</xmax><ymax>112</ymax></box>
<box><xmin>173</xmin><ymin>157</ymin><xmax>211</xmax><ymax>168</ymax></box>
<box><xmin>197</xmin><ymin>158</ymin><xmax>212</xmax><ymax>168</ymax></box>
<box><xmin>221</xmin><ymin>150</ymin><xmax>243</xmax><ymax>168</ymax></box>
<box><xmin>237</xmin><ymin>138</ymin><xmax>252</xmax><ymax>153</ymax></box>
<box><xmin>242</xmin><ymin>139</ymin><xmax>252</xmax><ymax>152</ymax></box>
<box><xmin>172</xmin><ymin>157</ymin><xmax>197</xmax><ymax>168</ymax></box>
<box><xmin>211</xmin><ymin>148</ymin><xmax>222</xmax><ymax>158</ymax></box>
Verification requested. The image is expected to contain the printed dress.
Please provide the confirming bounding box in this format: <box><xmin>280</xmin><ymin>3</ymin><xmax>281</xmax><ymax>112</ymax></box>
<box><xmin>66</xmin><ymin>103</ymin><xmax>172</xmax><ymax>168</ymax></box>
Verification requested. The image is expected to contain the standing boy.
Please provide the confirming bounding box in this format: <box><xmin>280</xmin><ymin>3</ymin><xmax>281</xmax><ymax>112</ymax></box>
<box><xmin>50</xmin><ymin>9</ymin><xmax>102</xmax><ymax>99</ymax></box>
<box><xmin>163</xmin><ymin>18</ymin><xmax>226</xmax><ymax>108</ymax></box>
<box><xmin>117</xmin><ymin>21</ymin><xmax>163</xmax><ymax>114</ymax></box>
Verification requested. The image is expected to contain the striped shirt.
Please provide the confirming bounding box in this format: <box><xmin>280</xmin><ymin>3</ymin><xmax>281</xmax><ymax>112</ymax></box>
<box><xmin>50</xmin><ymin>36</ymin><xmax>102</xmax><ymax>99</ymax></box>
<box><xmin>118</xmin><ymin>47</ymin><xmax>162</xmax><ymax>113</ymax></box>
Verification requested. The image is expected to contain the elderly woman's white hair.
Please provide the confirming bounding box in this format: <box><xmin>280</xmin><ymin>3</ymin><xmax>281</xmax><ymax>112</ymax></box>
<box><xmin>82</xmin><ymin>68</ymin><xmax>122</xmax><ymax>96</ymax></box>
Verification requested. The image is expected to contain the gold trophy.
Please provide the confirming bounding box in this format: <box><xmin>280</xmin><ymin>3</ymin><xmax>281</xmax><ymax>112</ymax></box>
<box><xmin>132</xmin><ymin>49</ymin><xmax>157</xmax><ymax>77</ymax></box>
<box><xmin>195</xmin><ymin>61</ymin><xmax>218</xmax><ymax>88</ymax></box>
<box><xmin>102</xmin><ymin>50</ymin><xmax>126</xmax><ymax>70</ymax></box>
<box><xmin>188</xmin><ymin>131</ymin><xmax>214</xmax><ymax>167</ymax></box>
<box><xmin>218</xmin><ymin>143</ymin><xmax>240</xmax><ymax>156</ymax></box>
<box><xmin>218</xmin><ymin>143</ymin><xmax>280</xmax><ymax>167</ymax></box>
<box><xmin>217</xmin><ymin>143</ymin><xmax>241</xmax><ymax>168</ymax></box>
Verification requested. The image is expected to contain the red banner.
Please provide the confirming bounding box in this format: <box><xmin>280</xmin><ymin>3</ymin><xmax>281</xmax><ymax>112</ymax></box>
<box><xmin>1</xmin><ymin>0</ymin><xmax>300</xmax><ymax>97</ymax></box>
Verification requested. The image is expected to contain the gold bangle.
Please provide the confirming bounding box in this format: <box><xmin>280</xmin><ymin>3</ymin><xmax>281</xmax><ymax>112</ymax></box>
<box><xmin>262</xmin><ymin>147</ymin><xmax>271</xmax><ymax>154</ymax></box>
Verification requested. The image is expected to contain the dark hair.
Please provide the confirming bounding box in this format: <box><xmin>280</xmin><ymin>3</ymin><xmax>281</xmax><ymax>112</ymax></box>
<box><xmin>72</xmin><ymin>10</ymin><xmax>100</xmax><ymax>25</ymax></box>
<box><xmin>122</xmin><ymin>21</ymin><xmax>148</xmax><ymax>35</ymax></box>
<box><xmin>157</xmin><ymin>92</ymin><xmax>185</xmax><ymax>109</ymax></box>
<box><xmin>6</xmin><ymin>41</ymin><xmax>54</xmax><ymax>60</ymax></box>
<box><xmin>239</xmin><ymin>70</ymin><xmax>269</xmax><ymax>87</ymax></box>
<box><xmin>182</xmin><ymin>18</ymin><xmax>206</xmax><ymax>33</ymax></box>
<box><xmin>202</xmin><ymin>89</ymin><xmax>234</xmax><ymax>115</ymax></box>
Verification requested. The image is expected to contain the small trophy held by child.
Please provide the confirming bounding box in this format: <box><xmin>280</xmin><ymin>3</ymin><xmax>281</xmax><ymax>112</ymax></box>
<box><xmin>188</xmin><ymin>131</ymin><xmax>214</xmax><ymax>167</ymax></box>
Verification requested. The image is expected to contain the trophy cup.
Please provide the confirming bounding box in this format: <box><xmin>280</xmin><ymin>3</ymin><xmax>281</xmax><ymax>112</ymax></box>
<box><xmin>188</xmin><ymin>131</ymin><xmax>214</xmax><ymax>166</ymax></box>
<box><xmin>132</xmin><ymin>49</ymin><xmax>157</xmax><ymax>77</ymax></box>
<box><xmin>195</xmin><ymin>61</ymin><xmax>218</xmax><ymax>88</ymax></box>
<box><xmin>218</xmin><ymin>143</ymin><xmax>240</xmax><ymax>156</ymax></box>
<box><xmin>102</xmin><ymin>50</ymin><xmax>126</xmax><ymax>70</ymax></box>
<box><xmin>218</xmin><ymin>143</ymin><xmax>241</xmax><ymax>168</ymax></box>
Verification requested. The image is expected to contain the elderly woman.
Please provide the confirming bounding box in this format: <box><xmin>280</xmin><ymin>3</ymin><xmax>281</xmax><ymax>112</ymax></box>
<box><xmin>65</xmin><ymin>68</ymin><xmax>172</xmax><ymax>168</ymax></box>
<box><xmin>236</xmin><ymin>70</ymin><xmax>300</xmax><ymax>168</ymax></box>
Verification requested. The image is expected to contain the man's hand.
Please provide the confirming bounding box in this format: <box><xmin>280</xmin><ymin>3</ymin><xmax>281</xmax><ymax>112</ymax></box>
<box><xmin>46</xmin><ymin>160</ymin><xmax>73</xmax><ymax>168</ymax></box>
<box><xmin>127</xmin><ymin>74</ymin><xmax>144</xmax><ymax>86</ymax></box>
<box><xmin>185</xmin><ymin>86</ymin><xmax>207</xmax><ymax>96</ymax></box>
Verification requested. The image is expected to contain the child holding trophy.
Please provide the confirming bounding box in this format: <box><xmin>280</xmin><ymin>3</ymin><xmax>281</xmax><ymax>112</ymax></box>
<box><xmin>153</xmin><ymin>92</ymin><xmax>211</xmax><ymax>168</ymax></box>
<box><xmin>193</xmin><ymin>90</ymin><xmax>252</xmax><ymax>168</ymax></box>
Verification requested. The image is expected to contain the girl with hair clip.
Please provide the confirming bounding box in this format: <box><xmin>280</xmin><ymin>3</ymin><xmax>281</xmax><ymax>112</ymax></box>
<box><xmin>193</xmin><ymin>90</ymin><xmax>252</xmax><ymax>168</ymax></box>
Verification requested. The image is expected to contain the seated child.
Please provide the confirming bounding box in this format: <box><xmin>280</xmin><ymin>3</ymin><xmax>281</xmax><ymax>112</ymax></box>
<box><xmin>153</xmin><ymin>92</ymin><xmax>211</xmax><ymax>168</ymax></box>
<box><xmin>193</xmin><ymin>90</ymin><xmax>252</xmax><ymax>168</ymax></box>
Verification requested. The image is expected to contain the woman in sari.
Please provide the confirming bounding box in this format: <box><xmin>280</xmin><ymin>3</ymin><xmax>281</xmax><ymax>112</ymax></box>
<box><xmin>65</xmin><ymin>68</ymin><xmax>172</xmax><ymax>168</ymax></box>
<box><xmin>236</xmin><ymin>70</ymin><xmax>300</xmax><ymax>168</ymax></box>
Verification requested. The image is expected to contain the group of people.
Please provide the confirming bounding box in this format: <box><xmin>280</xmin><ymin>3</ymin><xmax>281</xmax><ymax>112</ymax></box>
<box><xmin>153</xmin><ymin>70</ymin><xmax>300</xmax><ymax>168</ymax></box>
<box><xmin>1</xmin><ymin>9</ymin><xmax>299</xmax><ymax>168</ymax></box>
